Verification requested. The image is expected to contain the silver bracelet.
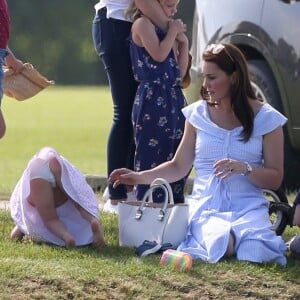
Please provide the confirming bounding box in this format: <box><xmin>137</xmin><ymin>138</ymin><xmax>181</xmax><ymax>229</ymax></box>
<box><xmin>242</xmin><ymin>161</ymin><xmax>252</xmax><ymax>176</ymax></box>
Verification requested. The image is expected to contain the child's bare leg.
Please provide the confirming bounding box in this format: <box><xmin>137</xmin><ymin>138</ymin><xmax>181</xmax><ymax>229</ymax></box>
<box><xmin>28</xmin><ymin>178</ymin><xmax>75</xmax><ymax>247</ymax></box>
<box><xmin>75</xmin><ymin>204</ymin><xmax>105</xmax><ymax>248</ymax></box>
<box><xmin>10</xmin><ymin>225</ymin><xmax>25</xmax><ymax>241</ymax></box>
<box><xmin>49</xmin><ymin>157</ymin><xmax>105</xmax><ymax>248</ymax></box>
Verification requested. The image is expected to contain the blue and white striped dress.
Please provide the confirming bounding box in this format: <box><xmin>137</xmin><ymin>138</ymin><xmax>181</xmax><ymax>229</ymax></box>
<box><xmin>178</xmin><ymin>100</ymin><xmax>287</xmax><ymax>265</ymax></box>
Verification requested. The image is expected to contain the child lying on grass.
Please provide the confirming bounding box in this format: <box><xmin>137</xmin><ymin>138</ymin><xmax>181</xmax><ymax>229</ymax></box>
<box><xmin>10</xmin><ymin>147</ymin><xmax>105</xmax><ymax>248</ymax></box>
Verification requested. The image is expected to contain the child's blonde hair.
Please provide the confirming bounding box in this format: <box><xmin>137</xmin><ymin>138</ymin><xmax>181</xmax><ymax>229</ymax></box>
<box><xmin>126</xmin><ymin>0</ymin><xmax>166</xmax><ymax>22</ymax></box>
<box><xmin>126</xmin><ymin>1</ymin><xmax>143</xmax><ymax>22</ymax></box>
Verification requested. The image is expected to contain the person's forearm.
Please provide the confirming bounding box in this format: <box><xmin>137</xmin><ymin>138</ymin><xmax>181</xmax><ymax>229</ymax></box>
<box><xmin>5</xmin><ymin>47</ymin><xmax>17</xmax><ymax>60</ymax></box>
<box><xmin>5</xmin><ymin>47</ymin><xmax>14</xmax><ymax>64</ymax></box>
<box><xmin>139</xmin><ymin>160</ymin><xmax>190</xmax><ymax>185</ymax></box>
<box><xmin>151</xmin><ymin>30</ymin><xmax>178</xmax><ymax>62</ymax></box>
<box><xmin>134</xmin><ymin>0</ymin><xmax>169</xmax><ymax>30</ymax></box>
<box><xmin>5</xmin><ymin>48</ymin><xmax>23</xmax><ymax>72</ymax></box>
<box><xmin>177</xmin><ymin>41</ymin><xmax>189</xmax><ymax>79</ymax></box>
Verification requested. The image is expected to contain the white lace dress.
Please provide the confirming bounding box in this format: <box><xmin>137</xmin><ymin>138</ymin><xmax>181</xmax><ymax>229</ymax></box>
<box><xmin>177</xmin><ymin>100</ymin><xmax>287</xmax><ymax>265</ymax></box>
<box><xmin>10</xmin><ymin>147</ymin><xmax>100</xmax><ymax>246</ymax></box>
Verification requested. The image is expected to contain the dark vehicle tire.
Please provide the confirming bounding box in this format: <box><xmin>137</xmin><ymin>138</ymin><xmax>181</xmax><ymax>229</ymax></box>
<box><xmin>248</xmin><ymin>60</ymin><xmax>281</xmax><ymax>108</ymax></box>
<box><xmin>263</xmin><ymin>188</ymin><xmax>289</xmax><ymax>235</ymax></box>
<box><xmin>248</xmin><ymin>59</ymin><xmax>300</xmax><ymax>191</ymax></box>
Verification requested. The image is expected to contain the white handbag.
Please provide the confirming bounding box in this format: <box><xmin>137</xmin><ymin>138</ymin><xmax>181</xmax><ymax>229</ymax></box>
<box><xmin>118</xmin><ymin>178</ymin><xmax>189</xmax><ymax>247</ymax></box>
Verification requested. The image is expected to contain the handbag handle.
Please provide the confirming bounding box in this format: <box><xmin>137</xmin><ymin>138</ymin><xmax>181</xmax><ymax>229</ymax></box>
<box><xmin>135</xmin><ymin>178</ymin><xmax>174</xmax><ymax>221</ymax></box>
<box><xmin>148</xmin><ymin>178</ymin><xmax>174</xmax><ymax>204</ymax></box>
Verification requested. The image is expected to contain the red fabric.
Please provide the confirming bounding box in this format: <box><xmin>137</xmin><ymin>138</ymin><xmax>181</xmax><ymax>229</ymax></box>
<box><xmin>0</xmin><ymin>0</ymin><xmax>10</xmax><ymax>48</ymax></box>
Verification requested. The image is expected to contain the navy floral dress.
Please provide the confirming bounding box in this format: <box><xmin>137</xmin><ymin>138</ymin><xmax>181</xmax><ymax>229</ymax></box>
<box><xmin>130</xmin><ymin>26</ymin><xmax>187</xmax><ymax>203</ymax></box>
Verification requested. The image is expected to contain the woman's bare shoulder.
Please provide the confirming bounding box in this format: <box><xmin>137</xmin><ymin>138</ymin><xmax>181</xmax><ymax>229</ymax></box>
<box><xmin>250</xmin><ymin>98</ymin><xmax>264</xmax><ymax>115</ymax></box>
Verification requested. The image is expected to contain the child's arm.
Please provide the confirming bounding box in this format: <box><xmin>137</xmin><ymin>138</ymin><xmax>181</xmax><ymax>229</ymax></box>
<box><xmin>132</xmin><ymin>17</ymin><xmax>186</xmax><ymax>62</ymax></box>
<box><xmin>134</xmin><ymin>0</ymin><xmax>169</xmax><ymax>31</ymax></box>
<box><xmin>176</xmin><ymin>33</ymin><xmax>190</xmax><ymax>83</ymax></box>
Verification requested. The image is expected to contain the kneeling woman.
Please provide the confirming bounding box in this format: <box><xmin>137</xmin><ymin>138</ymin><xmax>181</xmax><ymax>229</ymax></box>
<box><xmin>10</xmin><ymin>147</ymin><xmax>105</xmax><ymax>248</ymax></box>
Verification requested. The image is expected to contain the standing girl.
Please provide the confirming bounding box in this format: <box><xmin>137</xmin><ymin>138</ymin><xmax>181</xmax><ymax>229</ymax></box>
<box><xmin>127</xmin><ymin>0</ymin><xmax>189</xmax><ymax>203</ymax></box>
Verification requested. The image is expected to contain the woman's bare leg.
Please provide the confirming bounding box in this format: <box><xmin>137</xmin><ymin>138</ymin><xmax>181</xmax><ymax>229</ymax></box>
<box><xmin>224</xmin><ymin>233</ymin><xmax>235</xmax><ymax>258</ymax></box>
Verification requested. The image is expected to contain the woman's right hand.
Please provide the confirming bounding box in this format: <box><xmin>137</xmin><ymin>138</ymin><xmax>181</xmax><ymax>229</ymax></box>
<box><xmin>108</xmin><ymin>168</ymin><xmax>140</xmax><ymax>188</ymax></box>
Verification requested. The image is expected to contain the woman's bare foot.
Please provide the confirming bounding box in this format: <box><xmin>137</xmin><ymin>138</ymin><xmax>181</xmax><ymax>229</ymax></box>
<box><xmin>10</xmin><ymin>226</ymin><xmax>25</xmax><ymax>241</ymax></box>
<box><xmin>91</xmin><ymin>219</ymin><xmax>105</xmax><ymax>248</ymax></box>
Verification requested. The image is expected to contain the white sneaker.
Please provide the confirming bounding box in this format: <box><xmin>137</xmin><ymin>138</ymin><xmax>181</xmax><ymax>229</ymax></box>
<box><xmin>102</xmin><ymin>187</ymin><xmax>136</xmax><ymax>202</ymax></box>
<box><xmin>287</xmin><ymin>235</ymin><xmax>300</xmax><ymax>258</ymax></box>
<box><xmin>102</xmin><ymin>187</ymin><xmax>110</xmax><ymax>202</ymax></box>
<box><xmin>103</xmin><ymin>200</ymin><xmax>119</xmax><ymax>214</ymax></box>
<box><xmin>127</xmin><ymin>190</ymin><xmax>136</xmax><ymax>201</ymax></box>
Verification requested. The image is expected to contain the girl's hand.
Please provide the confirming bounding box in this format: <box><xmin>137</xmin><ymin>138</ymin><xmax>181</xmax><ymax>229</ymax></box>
<box><xmin>168</xmin><ymin>19</ymin><xmax>186</xmax><ymax>36</ymax></box>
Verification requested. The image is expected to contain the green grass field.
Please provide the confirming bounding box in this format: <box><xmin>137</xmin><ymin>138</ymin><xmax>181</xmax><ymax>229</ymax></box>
<box><xmin>0</xmin><ymin>208</ymin><xmax>300</xmax><ymax>299</ymax></box>
<box><xmin>0</xmin><ymin>86</ymin><xmax>111</xmax><ymax>197</ymax></box>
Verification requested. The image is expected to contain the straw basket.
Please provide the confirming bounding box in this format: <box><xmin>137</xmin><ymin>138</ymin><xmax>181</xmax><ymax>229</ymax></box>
<box><xmin>3</xmin><ymin>63</ymin><xmax>54</xmax><ymax>100</ymax></box>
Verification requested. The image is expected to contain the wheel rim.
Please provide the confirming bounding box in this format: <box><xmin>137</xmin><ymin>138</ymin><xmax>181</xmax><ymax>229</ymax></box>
<box><xmin>270</xmin><ymin>210</ymin><xmax>284</xmax><ymax>232</ymax></box>
<box><xmin>263</xmin><ymin>189</ymin><xmax>284</xmax><ymax>233</ymax></box>
<box><xmin>251</xmin><ymin>82</ymin><xmax>267</xmax><ymax>103</ymax></box>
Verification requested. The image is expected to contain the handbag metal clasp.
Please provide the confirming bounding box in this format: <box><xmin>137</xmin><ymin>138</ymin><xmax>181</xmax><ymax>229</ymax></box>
<box><xmin>157</xmin><ymin>209</ymin><xmax>165</xmax><ymax>221</ymax></box>
<box><xmin>135</xmin><ymin>208</ymin><xmax>143</xmax><ymax>220</ymax></box>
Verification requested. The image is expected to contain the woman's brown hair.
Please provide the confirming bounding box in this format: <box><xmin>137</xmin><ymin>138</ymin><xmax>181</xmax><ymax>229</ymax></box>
<box><xmin>201</xmin><ymin>43</ymin><xmax>257</xmax><ymax>142</ymax></box>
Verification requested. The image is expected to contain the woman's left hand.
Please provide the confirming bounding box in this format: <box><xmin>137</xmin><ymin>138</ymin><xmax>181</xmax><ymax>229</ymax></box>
<box><xmin>213</xmin><ymin>158</ymin><xmax>247</xmax><ymax>179</ymax></box>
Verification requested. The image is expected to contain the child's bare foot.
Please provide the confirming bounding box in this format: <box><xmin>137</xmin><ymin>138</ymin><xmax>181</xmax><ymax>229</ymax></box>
<box><xmin>64</xmin><ymin>235</ymin><xmax>76</xmax><ymax>248</ymax></box>
<box><xmin>91</xmin><ymin>219</ymin><xmax>105</xmax><ymax>248</ymax></box>
<box><xmin>10</xmin><ymin>226</ymin><xmax>25</xmax><ymax>241</ymax></box>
